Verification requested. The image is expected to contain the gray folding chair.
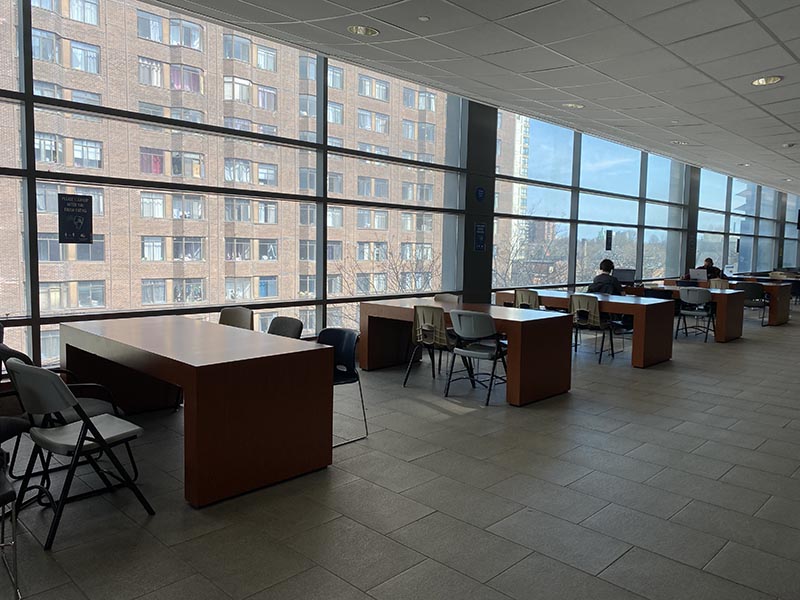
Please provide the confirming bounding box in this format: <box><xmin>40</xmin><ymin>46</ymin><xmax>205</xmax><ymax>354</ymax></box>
<box><xmin>219</xmin><ymin>306</ymin><xmax>254</xmax><ymax>330</ymax></box>
<box><xmin>433</xmin><ymin>293</ymin><xmax>461</xmax><ymax>303</ymax></box>
<box><xmin>267</xmin><ymin>316</ymin><xmax>303</xmax><ymax>339</ymax></box>
<box><xmin>6</xmin><ymin>358</ymin><xmax>154</xmax><ymax>550</ymax></box>
<box><xmin>514</xmin><ymin>289</ymin><xmax>540</xmax><ymax>309</ymax></box>
<box><xmin>735</xmin><ymin>282</ymin><xmax>769</xmax><ymax>326</ymax></box>
<box><xmin>403</xmin><ymin>305</ymin><xmax>456</xmax><ymax>386</ymax></box>
<box><xmin>569</xmin><ymin>294</ymin><xmax>616</xmax><ymax>364</ymax></box>
<box><xmin>676</xmin><ymin>287</ymin><xmax>715</xmax><ymax>342</ymax></box>
<box><xmin>0</xmin><ymin>418</ymin><xmax>25</xmax><ymax>600</ymax></box>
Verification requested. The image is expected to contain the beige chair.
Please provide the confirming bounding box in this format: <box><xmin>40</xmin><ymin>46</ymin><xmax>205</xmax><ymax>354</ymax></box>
<box><xmin>219</xmin><ymin>306</ymin><xmax>253</xmax><ymax>330</ymax></box>
<box><xmin>709</xmin><ymin>279</ymin><xmax>729</xmax><ymax>289</ymax></box>
<box><xmin>403</xmin><ymin>305</ymin><xmax>456</xmax><ymax>386</ymax></box>
<box><xmin>569</xmin><ymin>294</ymin><xmax>615</xmax><ymax>364</ymax></box>
<box><xmin>433</xmin><ymin>293</ymin><xmax>461</xmax><ymax>303</ymax></box>
<box><xmin>514</xmin><ymin>289</ymin><xmax>540</xmax><ymax>309</ymax></box>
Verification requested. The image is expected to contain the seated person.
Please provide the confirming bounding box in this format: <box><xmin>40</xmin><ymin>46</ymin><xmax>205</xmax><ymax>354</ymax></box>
<box><xmin>587</xmin><ymin>259</ymin><xmax>623</xmax><ymax>295</ymax></box>
<box><xmin>699</xmin><ymin>257</ymin><xmax>726</xmax><ymax>280</ymax></box>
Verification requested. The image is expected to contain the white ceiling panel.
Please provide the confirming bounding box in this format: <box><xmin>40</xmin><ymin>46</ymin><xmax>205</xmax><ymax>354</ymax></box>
<box><xmin>667</xmin><ymin>21</ymin><xmax>775</xmax><ymax>65</ymax></box>
<box><xmin>630</xmin><ymin>0</ymin><xmax>751</xmax><ymax>44</ymax></box>
<box><xmin>430</xmin><ymin>23</ymin><xmax>531</xmax><ymax>56</ymax></box>
<box><xmin>366</xmin><ymin>0</ymin><xmax>487</xmax><ymax>36</ymax></box>
<box><xmin>696</xmin><ymin>45</ymin><xmax>796</xmax><ymax>80</ymax></box>
<box><xmin>526</xmin><ymin>66</ymin><xmax>615</xmax><ymax>87</ymax></box>
<box><xmin>625</xmin><ymin>68</ymin><xmax>713</xmax><ymax>94</ymax></box>
<box><xmin>242</xmin><ymin>0</ymin><xmax>349</xmax><ymax>20</ymax></box>
<box><xmin>587</xmin><ymin>0</ymin><xmax>694</xmax><ymax>22</ymax></box>
<box><xmin>373</xmin><ymin>38</ymin><xmax>465</xmax><ymax>61</ymax></box>
<box><xmin>739</xmin><ymin>0</ymin><xmax>800</xmax><ymax>14</ymax></box>
<box><xmin>565</xmin><ymin>81</ymin><xmax>643</xmax><ymax>100</ymax></box>
<box><xmin>761</xmin><ymin>6</ymin><xmax>800</xmax><ymax>42</ymax></box>
<box><xmin>445</xmin><ymin>0</ymin><xmax>557</xmax><ymax>21</ymax></box>
<box><xmin>482</xmin><ymin>46</ymin><xmax>576</xmax><ymax>73</ymax></box>
<box><xmin>547</xmin><ymin>25</ymin><xmax>657</xmax><ymax>63</ymax></box>
<box><xmin>499</xmin><ymin>0</ymin><xmax>619</xmax><ymax>45</ymax></box>
<box><xmin>327</xmin><ymin>0</ymin><xmax>401</xmax><ymax>9</ymax></box>
<box><xmin>311</xmin><ymin>13</ymin><xmax>415</xmax><ymax>42</ymax></box>
<box><xmin>266</xmin><ymin>21</ymin><xmax>356</xmax><ymax>44</ymax></box>
<box><xmin>591</xmin><ymin>48</ymin><xmax>687</xmax><ymax>79</ymax></box>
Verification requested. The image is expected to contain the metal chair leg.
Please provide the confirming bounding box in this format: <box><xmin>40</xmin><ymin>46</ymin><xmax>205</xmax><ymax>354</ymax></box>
<box><xmin>675</xmin><ymin>315</ymin><xmax>681</xmax><ymax>339</ymax></box>
<box><xmin>444</xmin><ymin>352</ymin><xmax>457</xmax><ymax>397</ymax></box>
<box><xmin>402</xmin><ymin>345</ymin><xmax>421</xmax><ymax>387</ymax></box>
<box><xmin>485</xmin><ymin>358</ymin><xmax>499</xmax><ymax>406</ymax></box>
<box><xmin>427</xmin><ymin>347</ymin><xmax>436</xmax><ymax>379</ymax></box>
<box><xmin>44</xmin><ymin>444</ymin><xmax>83</xmax><ymax>550</ymax></box>
<box><xmin>609</xmin><ymin>328</ymin><xmax>615</xmax><ymax>358</ymax></box>
<box><xmin>598</xmin><ymin>330</ymin><xmax>605</xmax><ymax>364</ymax></box>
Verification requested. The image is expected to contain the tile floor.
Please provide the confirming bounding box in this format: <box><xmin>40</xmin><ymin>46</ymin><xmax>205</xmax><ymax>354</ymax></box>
<box><xmin>7</xmin><ymin>306</ymin><xmax>800</xmax><ymax>600</ymax></box>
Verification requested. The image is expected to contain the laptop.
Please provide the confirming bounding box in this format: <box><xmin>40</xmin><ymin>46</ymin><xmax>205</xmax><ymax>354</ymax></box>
<box><xmin>724</xmin><ymin>264</ymin><xmax>735</xmax><ymax>277</ymax></box>
<box><xmin>689</xmin><ymin>268</ymin><xmax>708</xmax><ymax>281</ymax></box>
<box><xmin>614</xmin><ymin>268</ymin><xmax>635</xmax><ymax>284</ymax></box>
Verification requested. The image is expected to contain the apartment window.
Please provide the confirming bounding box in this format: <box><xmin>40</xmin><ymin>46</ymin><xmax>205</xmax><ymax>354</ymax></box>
<box><xmin>72</xmin><ymin>90</ymin><xmax>101</xmax><ymax>108</ymax></box>
<box><xmin>173</xmin><ymin>237</ymin><xmax>204</xmax><ymax>261</ymax></box>
<box><xmin>70</xmin><ymin>42</ymin><xmax>100</xmax><ymax>73</ymax></box>
<box><xmin>327</xmin><ymin>274</ymin><xmax>342</xmax><ymax>294</ymax></box>
<box><xmin>257</xmin><ymin>163</ymin><xmax>278</xmax><ymax>186</ymax></box>
<box><xmin>73</xmin><ymin>186</ymin><xmax>103</xmax><ymax>215</ymax></box>
<box><xmin>257</xmin><ymin>201</ymin><xmax>277</xmax><ymax>224</ymax></box>
<box><xmin>172</xmin><ymin>194</ymin><xmax>204</xmax><ymax>219</ymax></box>
<box><xmin>139</xmin><ymin>102</ymin><xmax>163</xmax><ymax>125</ymax></box>
<box><xmin>35</xmin><ymin>133</ymin><xmax>64</xmax><ymax>164</ymax></box>
<box><xmin>419</xmin><ymin>122</ymin><xmax>435</xmax><ymax>142</ymax></box>
<box><xmin>328</xmin><ymin>172</ymin><xmax>344</xmax><ymax>195</ymax></box>
<box><xmin>356</xmin><ymin>273</ymin><xmax>370</xmax><ymax>295</ymax></box>
<box><xmin>225</xmin><ymin>238</ymin><xmax>251</xmax><ymax>261</ymax></box>
<box><xmin>37</xmin><ymin>183</ymin><xmax>60</xmax><ymax>213</ymax></box>
<box><xmin>299</xmin><ymin>94</ymin><xmax>317</xmax><ymax>118</ymax></box>
<box><xmin>223</xmin><ymin>76</ymin><xmax>251</xmax><ymax>103</ymax></box>
<box><xmin>402</xmin><ymin>120</ymin><xmax>415</xmax><ymax>140</ymax></box>
<box><xmin>34</xmin><ymin>80</ymin><xmax>62</xmax><ymax>98</ymax></box>
<box><xmin>327</xmin><ymin>102</ymin><xmax>344</xmax><ymax>125</ymax></box>
<box><xmin>40</xmin><ymin>283</ymin><xmax>66</xmax><ymax>311</ymax></box>
<box><xmin>358</xmin><ymin>75</ymin><xmax>390</xmax><ymax>101</ymax></box>
<box><xmin>73</xmin><ymin>139</ymin><xmax>102</xmax><ymax>168</ymax></box>
<box><xmin>142</xmin><ymin>279</ymin><xmax>167</xmax><ymax>305</ymax></box>
<box><xmin>327</xmin><ymin>206</ymin><xmax>343</xmax><ymax>227</ymax></box>
<box><xmin>225</xmin><ymin>277</ymin><xmax>251</xmax><ymax>300</ymax></box>
<box><xmin>141</xmin><ymin>236</ymin><xmax>165</xmax><ymax>261</ymax></box>
<box><xmin>140</xmin><ymin>148</ymin><xmax>164</xmax><ymax>174</ymax></box>
<box><xmin>169</xmin><ymin>19</ymin><xmax>202</xmax><ymax>50</ymax></box>
<box><xmin>137</xmin><ymin>11</ymin><xmax>162</xmax><ymax>42</ymax></box>
<box><xmin>258</xmin><ymin>239</ymin><xmax>278</xmax><ymax>260</ymax></box>
<box><xmin>174</xmin><ymin>278</ymin><xmax>205</xmax><ymax>303</ymax></box>
<box><xmin>41</xmin><ymin>330</ymin><xmax>60</xmax><ymax>364</ymax></box>
<box><xmin>328</xmin><ymin>136</ymin><xmax>343</xmax><ymax>149</ymax></box>
<box><xmin>170</xmin><ymin>64</ymin><xmax>202</xmax><ymax>93</ymax></box>
<box><xmin>138</xmin><ymin>57</ymin><xmax>163</xmax><ymax>87</ymax></box>
<box><xmin>141</xmin><ymin>192</ymin><xmax>165</xmax><ymax>218</ymax></box>
<box><xmin>172</xmin><ymin>152</ymin><xmax>204</xmax><ymax>178</ymax></box>
<box><xmin>38</xmin><ymin>233</ymin><xmax>62</xmax><ymax>262</ymax></box>
<box><xmin>299</xmin><ymin>240</ymin><xmax>316</xmax><ymax>261</ymax></box>
<box><xmin>70</xmin><ymin>0</ymin><xmax>99</xmax><ymax>25</ymax></box>
<box><xmin>257</xmin><ymin>86</ymin><xmax>277</xmax><ymax>111</ymax></box>
<box><xmin>256</xmin><ymin>45</ymin><xmax>276</xmax><ymax>70</ymax></box>
<box><xmin>32</xmin><ymin>0</ymin><xmax>55</xmax><ymax>10</ymax></box>
<box><xmin>171</xmin><ymin>107</ymin><xmax>203</xmax><ymax>123</ymax></box>
<box><xmin>357</xmin><ymin>177</ymin><xmax>389</xmax><ymax>199</ymax></box>
<box><xmin>224</xmin><ymin>198</ymin><xmax>251</xmax><ymax>222</ymax></box>
<box><xmin>299</xmin><ymin>275</ymin><xmax>315</xmax><ymax>297</ymax></box>
<box><xmin>402</xmin><ymin>212</ymin><xmax>433</xmax><ymax>231</ymax></box>
<box><xmin>299</xmin><ymin>167</ymin><xmax>316</xmax><ymax>192</ymax></box>
<box><xmin>401</xmin><ymin>242</ymin><xmax>432</xmax><ymax>260</ymax></box>
<box><xmin>357</xmin><ymin>109</ymin><xmax>389</xmax><ymax>133</ymax></box>
<box><xmin>299</xmin><ymin>56</ymin><xmax>316</xmax><ymax>80</ymax></box>
<box><xmin>224</xmin><ymin>159</ymin><xmax>250</xmax><ymax>183</ymax></box>
<box><xmin>299</xmin><ymin>308</ymin><xmax>316</xmax><ymax>332</ymax></box>
<box><xmin>403</xmin><ymin>88</ymin><xmax>415</xmax><ymax>108</ymax></box>
<box><xmin>258</xmin><ymin>276</ymin><xmax>278</xmax><ymax>298</ymax></box>
<box><xmin>32</xmin><ymin>29</ymin><xmax>59</xmax><ymax>63</ymax></box>
<box><xmin>258</xmin><ymin>312</ymin><xmax>278</xmax><ymax>332</ymax></box>
<box><xmin>418</xmin><ymin>91</ymin><xmax>436</xmax><ymax>111</ymax></box>
<box><xmin>327</xmin><ymin>241</ymin><xmax>343</xmax><ymax>260</ymax></box>
<box><xmin>300</xmin><ymin>203</ymin><xmax>316</xmax><ymax>226</ymax></box>
<box><xmin>77</xmin><ymin>281</ymin><xmax>105</xmax><ymax>308</ymax></box>
<box><xmin>402</xmin><ymin>182</ymin><xmax>433</xmax><ymax>203</ymax></box>
<box><xmin>259</xmin><ymin>124</ymin><xmax>277</xmax><ymax>137</ymax></box>
<box><xmin>76</xmin><ymin>234</ymin><xmax>104</xmax><ymax>261</ymax></box>
<box><xmin>299</xmin><ymin>131</ymin><xmax>316</xmax><ymax>143</ymax></box>
<box><xmin>223</xmin><ymin>34</ymin><xmax>250</xmax><ymax>61</ymax></box>
<box><xmin>328</xmin><ymin>66</ymin><xmax>343</xmax><ymax>89</ymax></box>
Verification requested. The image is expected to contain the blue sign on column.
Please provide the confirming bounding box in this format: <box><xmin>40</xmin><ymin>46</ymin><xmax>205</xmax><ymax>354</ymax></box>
<box><xmin>474</xmin><ymin>222</ymin><xmax>487</xmax><ymax>252</ymax></box>
<box><xmin>58</xmin><ymin>194</ymin><xmax>93</xmax><ymax>244</ymax></box>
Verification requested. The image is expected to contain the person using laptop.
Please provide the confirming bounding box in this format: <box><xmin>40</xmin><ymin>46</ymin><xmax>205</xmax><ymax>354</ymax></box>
<box><xmin>698</xmin><ymin>257</ymin><xmax>726</xmax><ymax>280</ymax></box>
<box><xmin>587</xmin><ymin>259</ymin><xmax>623</xmax><ymax>295</ymax></box>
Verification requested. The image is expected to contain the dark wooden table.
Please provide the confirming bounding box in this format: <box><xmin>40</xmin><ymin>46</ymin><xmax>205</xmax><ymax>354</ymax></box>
<box><xmin>359</xmin><ymin>298</ymin><xmax>572</xmax><ymax>407</ymax></box>
<box><xmin>664</xmin><ymin>280</ymin><xmax>791</xmax><ymax>326</ymax></box>
<box><xmin>496</xmin><ymin>290</ymin><xmax>674</xmax><ymax>368</ymax></box>
<box><xmin>60</xmin><ymin>316</ymin><xmax>333</xmax><ymax>508</ymax></box>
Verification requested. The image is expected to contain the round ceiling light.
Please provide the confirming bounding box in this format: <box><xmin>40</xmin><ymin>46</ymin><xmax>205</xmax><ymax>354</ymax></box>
<box><xmin>347</xmin><ymin>25</ymin><xmax>380</xmax><ymax>37</ymax></box>
<box><xmin>418</xmin><ymin>15</ymin><xmax>430</xmax><ymax>22</ymax></box>
<box><xmin>738</xmin><ymin>163</ymin><xmax>751</xmax><ymax>167</ymax></box>
<box><xmin>561</xmin><ymin>102</ymin><xmax>584</xmax><ymax>109</ymax></box>
<box><xmin>751</xmin><ymin>75</ymin><xmax>783</xmax><ymax>86</ymax></box>
<box><xmin>670</xmin><ymin>140</ymin><xmax>689</xmax><ymax>145</ymax></box>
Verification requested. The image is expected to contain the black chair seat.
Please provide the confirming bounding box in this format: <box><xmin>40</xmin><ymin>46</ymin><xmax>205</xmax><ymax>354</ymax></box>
<box><xmin>0</xmin><ymin>473</ymin><xmax>15</xmax><ymax>507</ymax></box>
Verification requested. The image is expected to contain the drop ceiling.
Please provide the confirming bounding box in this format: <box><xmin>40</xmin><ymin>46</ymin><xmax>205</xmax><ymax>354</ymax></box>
<box><xmin>152</xmin><ymin>0</ymin><xmax>800</xmax><ymax>195</ymax></box>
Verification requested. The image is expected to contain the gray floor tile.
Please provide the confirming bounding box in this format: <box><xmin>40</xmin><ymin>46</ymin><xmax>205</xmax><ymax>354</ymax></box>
<box><xmin>487</xmin><ymin>508</ymin><xmax>631</xmax><ymax>575</ymax></box>
<box><xmin>673</xmin><ymin>500</ymin><xmax>800</xmax><ymax>562</ymax></box>
<box><xmin>549</xmin><ymin>425</ymin><xmax>643</xmax><ymax>455</ymax></box>
<box><xmin>693</xmin><ymin>440</ymin><xmax>800</xmax><ymax>476</ymax></box>
<box><xmin>600</xmin><ymin>547</ymin><xmax>771</xmax><ymax>600</ymax></box>
<box><xmin>417</xmin><ymin>428</ymin><xmax>513</xmax><ymax>460</ymax></box>
<box><xmin>402</xmin><ymin>476</ymin><xmax>523</xmax><ymax>528</ymax></box>
<box><xmin>411</xmin><ymin>449</ymin><xmax>515</xmax><ymax>489</ymax></box>
<box><xmin>568</xmin><ymin>471</ymin><xmax>691</xmax><ymax>518</ymax></box>
<box><xmin>486</xmin><ymin>473</ymin><xmax>608</xmax><ymax>523</ymax></box>
<box><xmin>600</xmin><ymin>408</ymin><xmax>684</xmax><ymax>431</ymax></box>
<box><xmin>336</xmin><ymin>450</ymin><xmax>439</xmax><ymax>493</ymax></box>
<box><xmin>25</xmin><ymin>583</ymin><xmax>88</xmax><ymax>600</ymax></box>
<box><xmin>671</xmin><ymin>422</ymin><xmax>766</xmax><ymax>450</ymax></box>
<box><xmin>646</xmin><ymin>468</ymin><xmax>769</xmax><ymax>514</ymax></box>
<box><xmin>368</xmin><ymin>559</ymin><xmax>509</xmax><ymax>600</ymax></box>
<box><xmin>560</xmin><ymin>445</ymin><xmax>663</xmax><ymax>482</ymax></box>
<box><xmin>730</xmin><ymin>420</ymin><xmax>800</xmax><ymax>445</ymax></box>
<box><xmin>757</xmin><ymin>439</ymin><xmax>800</xmax><ymax>461</ymax></box>
<box><xmin>313</xmin><ymin>478</ymin><xmax>433</xmax><ymax>534</ymax></box>
<box><xmin>487</xmin><ymin>448</ymin><xmax>592</xmax><ymax>486</ymax></box>
<box><xmin>286</xmin><ymin>517</ymin><xmax>424</xmax><ymax>592</ymax></box>
<box><xmin>389</xmin><ymin>512</ymin><xmax>531</xmax><ymax>583</ymax></box>
<box><xmin>611</xmin><ymin>423</ymin><xmax>704</xmax><ymax>452</ymax></box>
<box><xmin>358</xmin><ymin>429</ymin><xmax>442</xmax><ymax>461</ymax></box>
<box><xmin>756</xmin><ymin>495</ymin><xmax>800</xmax><ymax>530</ymax></box>
<box><xmin>370</xmin><ymin>412</ymin><xmax>451</xmax><ymax>438</ymax></box>
<box><xmin>8</xmin><ymin>531</ymin><xmax>71</xmax><ymax>599</ymax></box>
<box><xmin>488</xmin><ymin>552</ymin><xmax>646</xmax><ymax>600</ymax></box>
<box><xmin>705</xmin><ymin>542</ymin><xmax>800</xmax><ymax>599</ymax></box>
<box><xmin>173</xmin><ymin>523</ymin><xmax>313</xmax><ymax>599</ymax></box>
<box><xmin>707</xmin><ymin>405</ymin><xmax>790</xmax><ymax>428</ymax></box>
<box><xmin>231</xmin><ymin>493</ymin><xmax>340</xmax><ymax>540</ymax></box>
<box><xmin>626</xmin><ymin>442</ymin><xmax>733</xmax><ymax>479</ymax></box>
<box><xmin>654</xmin><ymin>406</ymin><xmax>738</xmax><ymax>429</ymax></box>
<box><xmin>134</xmin><ymin>575</ymin><xmax>228</xmax><ymax>600</ymax></box>
<box><xmin>721</xmin><ymin>465</ymin><xmax>800</xmax><ymax>502</ymax></box>
<box><xmin>250</xmin><ymin>566</ymin><xmax>370</xmax><ymax>600</ymax></box>
<box><xmin>582</xmin><ymin>503</ymin><xmax>726</xmax><ymax>567</ymax></box>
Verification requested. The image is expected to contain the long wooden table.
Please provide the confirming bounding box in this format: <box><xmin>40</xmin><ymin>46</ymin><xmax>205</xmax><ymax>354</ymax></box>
<box><xmin>61</xmin><ymin>316</ymin><xmax>334</xmax><ymax>508</ymax></box>
<box><xmin>496</xmin><ymin>290</ymin><xmax>674</xmax><ymax>368</ymax></box>
<box><xmin>626</xmin><ymin>286</ymin><xmax>745</xmax><ymax>343</ymax></box>
<box><xmin>664</xmin><ymin>280</ymin><xmax>791</xmax><ymax>326</ymax></box>
<box><xmin>359</xmin><ymin>298</ymin><xmax>572</xmax><ymax>407</ymax></box>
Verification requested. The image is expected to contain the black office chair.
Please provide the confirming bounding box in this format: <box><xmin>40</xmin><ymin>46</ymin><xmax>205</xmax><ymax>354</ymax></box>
<box><xmin>735</xmin><ymin>282</ymin><xmax>769</xmax><ymax>326</ymax></box>
<box><xmin>790</xmin><ymin>280</ymin><xmax>800</xmax><ymax>305</ymax></box>
<box><xmin>267</xmin><ymin>316</ymin><xmax>303</xmax><ymax>339</ymax></box>
<box><xmin>317</xmin><ymin>328</ymin><xmax>367</xmax><ymax>447</ymax></box>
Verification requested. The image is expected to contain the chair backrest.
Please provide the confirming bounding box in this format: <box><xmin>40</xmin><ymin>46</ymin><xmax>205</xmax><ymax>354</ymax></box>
<box><xmin>791</xmin><ymin>281</ymin><xmax>800</xmax><ymax>296</ymax></box>
<box><xmin>679</xmin><ymin>287</ymin><xmax>711</xmax><ymax>305</ymax></box>
<box><xmin>643</xmin><ymin>289</ymin><xmax>675</xmax><ymax>300</ymax></box>
<box><xmin>709</xmin><ymin>278</ymin><xmax>729</xmax><ymax>289</ymax></box>
<box><xmin>412</xmin><ymin>305</ymin><xmax>449</xmax><ymax>347</ymax></box>
<box><xmin>317</xmin><ymin>328</ymin><xmax>359</xmax><ymax>379</ymax></box>
<box><xmin>433</xmin><ymin>293</ymin><xmax>460</xmax><ymax>303</ymax></box>
<box><xmin>449</xmin><ymin>310</ymin><xmax>496</xmax><ymax>341</ymax></box>
<box><xmin>569</xmin><ymin>293</ymin><xmax>601</xmax><ymax>326</ymax></box>
<box><xmin>735</xmin><ymin>281</ymin><xmax>765</xmax><ymax>300</ymax></box>
<box><xmin>0</xmin><ymin>342</ymin><xmax>34</xmax><ymax>372</ymax></box>
<box><xmin>219</xmin><ymin>306</ymin><xmax>253</xmax><ymax>330</ymax></box>
<box><xmin>5</xmin><ymin>358</ymin><xmax>76</xmax><ymax>416</ymax></box>
<box><xmin>676</xmin><ymin>280</ymin><xmax>695</xmax><ymax>287</ymax></box>
<box><xmin>267</xmin><ymin>316</ymin><xmax>303</xmax><ymax>339</ymax></box>
<box><xmin>514</xmin><ymin>289</ymin><xmax>539</xmax><ymax>309</ymax></box>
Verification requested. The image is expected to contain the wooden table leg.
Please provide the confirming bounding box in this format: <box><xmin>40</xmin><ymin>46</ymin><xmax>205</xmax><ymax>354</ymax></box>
<box><xmin>631</xmin><ymin>302</ymin><xmax>674</xmax><ymax>368</ymax></box>
<box><xmin>359</xmin><ymin>311</ymin><xmax>412</xmax><ymax>370</ymax></box>
<box><xmin>768</xmin><ymin>287</ymin><xmax>791</xmax><ymax>326</ymax></box>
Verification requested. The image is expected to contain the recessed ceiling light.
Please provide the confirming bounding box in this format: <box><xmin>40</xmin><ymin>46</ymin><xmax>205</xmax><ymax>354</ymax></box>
<box><xmin>670</xmin><ymin>120</ymin><xmax>679</xmax><ymax>124</ymax></box>
<box><xmin>738</xmin><ymin>163</ymin><xmax>751</xmax><ymax>167</ymax></box>
<box><xmin>347</xmin><ymin>25</ymin><xmax>380</xmax><ymax>37</ymax></box>
<box><xmin>670</xmin><ymin>140</ymin><xmax>689</xmax><ymax>145</ymax></box>
<box><xmin>561</xmin><ymin>102</ymin><xmax>584</xmax><ymax>109</ymax></box>
<box><xmin>751</xmin><ymin>75</ymin><xmax>783</xmax><ymax>86</ymax></box>
<box><xmin>784</xmin><ymin>178</ymin><xmax>793</xmax><ymax>182</ymax></box>
<box><xmin>417</xmin><ymin>15</ymin><xmax>430</xmax><ymax>22</ymax></box>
